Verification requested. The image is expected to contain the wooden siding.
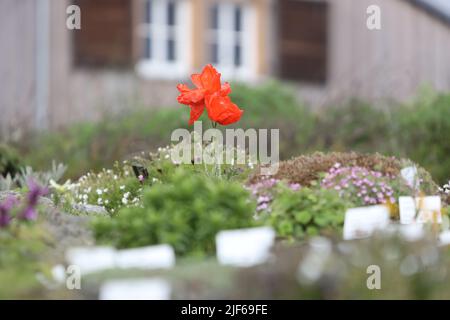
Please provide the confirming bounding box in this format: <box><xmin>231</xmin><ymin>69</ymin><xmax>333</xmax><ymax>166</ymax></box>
<box><xmin>0</xmin><ymin>0</ymin><xmax>37</xmax><ymax>140</ymax></box>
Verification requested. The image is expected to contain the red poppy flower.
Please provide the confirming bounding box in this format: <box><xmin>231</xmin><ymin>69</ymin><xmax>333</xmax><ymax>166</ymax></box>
<box><xmin>177</xmin><ymin>64</ymin><xmax>243</xmax><ymax>125</ymax></box>
<box><xmin>205</xmin><ymin>93</ymin><xmax>244</xmax><ymax>126</ymax></box>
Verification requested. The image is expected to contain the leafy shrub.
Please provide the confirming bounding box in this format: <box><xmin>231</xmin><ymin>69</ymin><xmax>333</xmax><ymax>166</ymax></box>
<box><xmin>0</xmin><ymin>144</ymin><xmax>22</xmax><ymax>177</ymax></box>
<box><xmin>0</xmin><ymin>224</ymin><xmax>49</xmax><ymax>299</ymax></box>
<box><xmin>267</xmin><ymin>186</ymin><xmax>352</xmax><ymax>241</ymax></box>
<box><xmin>17</xmin><ymin>108</ymin><xmax>189</xmax><ymax>179</ymax></box>
<box><xmin>230</xmin><ymin>82</ymin><xmax>316</xmax><ymax>159</ymax></box>
<box><xmin>394</xmin><ymin>93</ymin><xmax>450</xmax><ymax>184</ymax></box>
<box><xmin>92</xmin><ymin>168</ymin><xmax>257</xmax><ymax>256</ymax></box>
<box><xmin>314</xmin><ymin>99</ymin><xmax>392</xmax><ymax>152</ymax></box>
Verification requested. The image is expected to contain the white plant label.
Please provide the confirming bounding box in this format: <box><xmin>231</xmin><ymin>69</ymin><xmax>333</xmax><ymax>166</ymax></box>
<box><xmin>65</xmin><ymin>246</ymin><xmax>116</xmax><ymax>275</ymax></box>
<box><xmin>216</xmin><ymin>226</ymin><xmax>275</xmax><ymax>267</ymax></box>
<box><xmin>343</xmin><ymin>205</ymin><xmax>390</xmax><ymax>240</ymax></box>
<box><xmin>399</xmin><ymin>196</ymin><xmax>417</xmax><ymax>224</ymax></box>
<box><xmin>115</xmin><ymin>244</ymin><xmax>175</xmax><ymax>270</ymax></box>
<box><xmin>439</xmin><ymin>231</ymin><xmax>450</xmax><ymax>246</ymax></box>
<box><xmin>399</xmin><ymin>196</ymin><xmax>442</xmax><ymax>224</ymax></box>
<box><xmin>398</xmin><ymin>224</ymin><xmax>424</xmax><ymax>242</ymax></box>
<box><xmin>401</xmin><ymin>166</ymin><xmax>419</xmax><ymax>190</ymax></box>
<box><xmin>415</xmin><ymin>196</ymin><xmax>442</xmax><ymax>224</ymax></box>
<box><xmin>99</xmin><ymin>278</ymin><xmax>171</xmax><ymax>300</ymax></box>
<box><xmin>65</xmin><ymin>244</ymin><xmax>176</xmax><ymax>275</ymax></box>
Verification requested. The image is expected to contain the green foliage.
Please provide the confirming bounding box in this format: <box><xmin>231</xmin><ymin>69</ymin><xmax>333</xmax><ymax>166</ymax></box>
<box><xmin>146</xmin><ymin>144</ymin><xmax>253</xmax><ymax>184</ymax></box>
<box><xmin>268</xmin><ymin>186</ymin><xmax>352</xmax><ymax>241</ymax></box>
<box><xmin>15</xmin><ymin>81</ymin><xmax>316</xmax><ymax>178</ymax></box>
<box><xmin>92</xmin><ymin>168</ymin><xmax>257</xmax><ymax>256</ymax></box>
<box><xmin>0</xmin><ymin>144</ymin><xmax>22</xmax><ymax>177</ymax></box>
<box><xmin>393</xmin><ymin>93</ymin><xmax>450</xmax><ymax>184</ymax></box>
<box><xmin>0</xmin><ymin>224</ymin><xmax>49</xmax><ymax>299</ymax></box>
<box><xmin>16</xmin><ymin>161</ymin><xmax>67</xmax><ymax>187</ymax></box>
<box><xmin>315</xmin><ymin>100</ymin><xmax>392</xmax><ymax>152</ymax></box>
<box><xmin>12</xmin><ymin>82</ymin><xmax>450</xmax><ymax>184</ymax></box>
<box><xmin>229</xmin><ymin>82</ymin><xmax>316</xmax><ymax>158</ymax></box>
<box><xmin>0</xmin><ymin>161</ymin><xmax>66</xmax><ymax>192</ymax></box>
<box><xmin>17</xmin><ymin>108</ymin><xmax>189</xmax><ymax>179</ymax></box>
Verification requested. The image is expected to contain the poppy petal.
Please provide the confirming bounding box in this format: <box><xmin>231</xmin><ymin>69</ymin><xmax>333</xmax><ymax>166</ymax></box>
<box><xmin>200</xmin><ymin>64</ymin><xmax>221</xmax><ymax>93</ymax></box>
<box><xmin>177</xmin><ymin>84</ymin><xmax>205</xmax><ymax>104</ymax></box>
<box><xmin>188</xmin><ymin>103</ymin><xmax>205</xmax><ymax>125</ymax></box>
<box><xmin>220</xmin><ymin>82</ymin><xmax>231</xmax><ymax>96</ymax></box>
<box><xmin>191</xmin><ymin>74</ymin><xmax>203</xmax><ymax>88</ymax></box>
<box><xmin>205</xmin><ymin>94</ymin><xmax>243</xmax><ymax>125</ymax></box>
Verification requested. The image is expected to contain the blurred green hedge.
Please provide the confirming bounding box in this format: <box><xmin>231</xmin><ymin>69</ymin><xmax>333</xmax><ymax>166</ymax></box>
<box><xmin>10</xmin><ymin>82</ymin><xmax>450</xmax><ymax>184</ymax></box>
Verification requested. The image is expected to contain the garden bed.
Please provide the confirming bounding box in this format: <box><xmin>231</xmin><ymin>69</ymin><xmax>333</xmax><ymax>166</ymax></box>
<box><xmin>1</xmin><ymin>148</ymin><xmax>449</xmax><ymax>299</ymax></box>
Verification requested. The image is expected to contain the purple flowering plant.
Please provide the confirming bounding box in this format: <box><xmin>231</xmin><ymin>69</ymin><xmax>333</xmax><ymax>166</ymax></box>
<box><xmin>247</xmin><ymin>177</ymin><xmax>301</xmax><ymax>215</ymax></box>
<box><xmin>0</xmin><ymin>179</ymin><xmax>48</xmax><ymax>230</ymax></box>
<box><xmin>320</xmin><ymin>162</ymin><xmax>409</xmax><ymax>207</ymax></box>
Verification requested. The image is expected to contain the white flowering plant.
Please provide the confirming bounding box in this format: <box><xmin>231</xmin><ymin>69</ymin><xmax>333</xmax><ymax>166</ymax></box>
<box><xmin>52</xmin><ymin>160</ymin><xmax>161</xmax><ymax>215</ymax></box>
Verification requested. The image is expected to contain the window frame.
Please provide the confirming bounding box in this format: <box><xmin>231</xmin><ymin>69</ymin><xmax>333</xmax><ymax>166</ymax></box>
<box><xmin>207</xmin><ymin>2</ymin><xmax>257</xmax><ymax>81</ymax></box>
<box><xmin>136</xmin><ymin>0</ymin><xmax>192</xmax><ymax>79</ymax></box>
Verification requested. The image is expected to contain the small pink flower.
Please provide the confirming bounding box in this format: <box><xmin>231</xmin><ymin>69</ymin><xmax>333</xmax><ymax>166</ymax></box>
<box><xmin>257</xmin><ymin>203</ymin><xmax>269</xmax><ymax>211</ymax></box>
<box><xmin>289</xmin><ymin>183</ymin><xmax>301</xmax><ymax>191</ymax></box>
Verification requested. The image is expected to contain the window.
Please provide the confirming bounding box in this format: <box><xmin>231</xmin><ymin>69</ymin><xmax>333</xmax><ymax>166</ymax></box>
<box><xmin>278</xmin><ymin>0</ymin><xmax>328</xmax><ymax>83</ymax></box>
<box><xmin>137</xmin><ymin>0</ymin><xmax>191</xmax><ymax>79</ymax></box>
<box><xmin>207</xmin><ymin>2</ymin><xmax>256</xmax><ymax>80</ymax></box>
<box><xmin>73</xmin><ymin>0</ymin><xmax>133</xmax><ymax>68</ymax></box>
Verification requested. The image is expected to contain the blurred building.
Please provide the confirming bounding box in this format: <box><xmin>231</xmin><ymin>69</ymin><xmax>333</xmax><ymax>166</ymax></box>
<box><xmin>1</xmin><ymin>0</ymin><xmax>450</xmax><ymax>138</ymax></box>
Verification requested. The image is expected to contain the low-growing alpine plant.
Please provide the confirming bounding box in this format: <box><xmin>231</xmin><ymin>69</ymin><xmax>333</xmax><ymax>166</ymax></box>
<box><xmin>247</xmin><ymin>177</ymin><xmax>300</xmax><ymax>215</ymax></box>
<box><xmin>320</xmin><ymin>163</ymin><xmax>411</xmax><ymax>207</ymax></box>
<box><xmin>69</xmin><ymin>161</ymin><xmax>147</xmax><ymax>215</ymax></box>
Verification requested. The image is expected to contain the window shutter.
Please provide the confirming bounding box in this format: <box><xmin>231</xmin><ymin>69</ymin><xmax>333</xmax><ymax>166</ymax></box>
<box><xmin>278</xmin><ymin>0</ymin><xmax>328</xmax><ymax>83</ymax></box>
<box><xmin>73</xmin><ymin>0</ymin><xmax>134</xmax><ymax>68</ymax></box>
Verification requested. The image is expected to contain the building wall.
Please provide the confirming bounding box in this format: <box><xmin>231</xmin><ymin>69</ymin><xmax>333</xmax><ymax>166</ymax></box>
<box><xmin>2</xmin><ymin>0</ymin><xmax>450</xmax><ymax>137</ymax></box>
<box><xmin>295</xmin><ymin>0</ymin><xmax>450</xmax><ymax>107</ymax></box>
<box><xmin>0</xmin><ymin>0</ymin><xmax>37</xmax><ymax>140</ymax></box>
<box><xmin>48</xmin><ymin>0</ymin><xmax>272</xmax><ymax>131</ymax></box>
<box><xmin>49</xmin><ymin>0</ymin><xmax>140</xmax><ymax>129</ymax></box>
